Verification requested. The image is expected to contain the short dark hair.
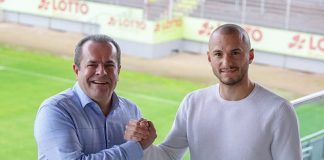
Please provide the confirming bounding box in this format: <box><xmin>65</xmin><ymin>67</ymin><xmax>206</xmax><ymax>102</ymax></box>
<box><xmin>74</xmin><ymin>34</ymin><xmax>121</xmax><ymax>67</ymax></box>
<box><xmin>210</xmin><ymin>24</ymin><xmax>251</xmax><ymax>49</ymax></box>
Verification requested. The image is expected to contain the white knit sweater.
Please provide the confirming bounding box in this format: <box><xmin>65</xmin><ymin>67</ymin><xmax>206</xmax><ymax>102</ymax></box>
<box><xmin>143</xmin><ymin>83</ymin><xmax>302</xmax><ymax>160</ymax></box>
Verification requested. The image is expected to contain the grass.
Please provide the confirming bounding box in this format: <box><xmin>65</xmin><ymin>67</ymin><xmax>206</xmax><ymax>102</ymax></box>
<box><xmin>0</xmin><ymin>45</ymin><xmax>323</xmax><ymax>159</ymax></box>
<box><xmin>296</xmin><ymin>101</ymin><xmax>324</xmax><ymax>136</ymax></box>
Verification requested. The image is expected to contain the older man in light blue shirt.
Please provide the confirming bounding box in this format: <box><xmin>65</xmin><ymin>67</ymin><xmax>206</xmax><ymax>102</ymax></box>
<box><xmin>34</xmin><ymin>34</ymin><xmax>149</xmax><ymax>159</ymax></box>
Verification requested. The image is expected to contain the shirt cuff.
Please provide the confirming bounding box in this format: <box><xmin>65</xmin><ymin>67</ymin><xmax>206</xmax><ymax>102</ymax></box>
<box><xmin>120</xmin><ymin>141</ymin><xmax>143</xmax><ymax>159</ymax></box>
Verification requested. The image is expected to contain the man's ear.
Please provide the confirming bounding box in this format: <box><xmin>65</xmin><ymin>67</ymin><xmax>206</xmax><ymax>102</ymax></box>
<box><xmin>73</xmin><ymin>64</ymin><xmax>79</xmax><ymax>79</ymax></box>
<box><xmin>249</xmin><ymin>49</ymin><xmax>254</xmax><ymax>64</ymax></box>
<box><xmin>117</xmin><ymin>65</ymin><xmax>121</xmax><ymax>81</ymax></box>
<box><xmin>207</xmin><ymin>51</ymin><xmax>211</xmax><ymax>62</ymax></box>
<box><xmin>118</xmin><ymin>65</ymin><xmax>121</xmax><ymax>74</ymax></box>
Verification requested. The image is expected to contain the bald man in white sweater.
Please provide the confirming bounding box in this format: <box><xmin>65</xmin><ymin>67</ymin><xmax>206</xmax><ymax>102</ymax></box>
<box><xmin>124</xmin><ymin>24</ymin><xmax>302</xmax><ymax>160</ymax></box>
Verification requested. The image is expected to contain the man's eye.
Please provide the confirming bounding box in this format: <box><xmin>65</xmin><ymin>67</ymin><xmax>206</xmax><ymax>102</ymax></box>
<box><xmin>105</xmin><ymin>64</ymin><xmax>115</xmax><ymax>68</ymax></box>
<box><xmin>214</xmin><ymin>52</ymin><xmax>222</xmax><ymax>57</ymax></box>
<box><xmin>87</xmin><ymin>64</ymin><xmax>97</xmax><ymax>67</ymax></box>
<box><xmin>232</xmin><ymin>51</ymin><xmax>240</xmax><ymax>55</ymax></box>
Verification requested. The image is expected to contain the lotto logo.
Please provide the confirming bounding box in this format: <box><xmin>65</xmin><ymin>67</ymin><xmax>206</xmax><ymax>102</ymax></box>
<box><xmin>38</xmin><ymin>0</ymin><xmax>89</xmax><ymax>15</ymax></box>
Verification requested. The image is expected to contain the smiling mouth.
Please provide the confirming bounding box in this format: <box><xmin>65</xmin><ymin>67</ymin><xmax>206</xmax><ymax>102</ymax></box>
<box><xmin>220</xmin><ymin>68</ymin><xmax>238</xmax><ymax>73</ymax></box>
<box><xmin>92</xmin><ymin>80</ymin><xmax>109</xmax><ymax>85</ymax></box>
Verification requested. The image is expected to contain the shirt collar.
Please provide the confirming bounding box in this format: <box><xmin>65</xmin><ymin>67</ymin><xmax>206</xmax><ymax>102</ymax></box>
<box><xmin>110</xmin><ymin>91</ymin><xmax>120</xmax><ymax>110</ymax></box>
<box><xmin>73</xmin><ymin>82</ymin><xmax>93</xmax><ymax>108</ymax></box>
<box><xmin>72</xmin><ymin>82</ymin><xmax>120</xmax><ymax>110</ymax></box>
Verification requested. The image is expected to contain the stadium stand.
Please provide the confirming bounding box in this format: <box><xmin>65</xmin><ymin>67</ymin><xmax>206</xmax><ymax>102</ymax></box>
<box><xmin>88</xmin><ymin>0</ymin><xmax>324</xmax><ymax>34</ymax></box>
<box><xmin>172</xmin><ymin>0</ymin><xmax>200</xmax><ymax>17</ymax></box>
<box><xmin>190</xmin><ymin>0</ymin><xmax>324</xmax><ymax>35</ymax></box>
<box><xmin>89</xmin><ymin>0</ymin><xmax>144</xmax><ymax>8</ymax></box>
<box><xmin>88</xmin><ymin>0</ymin><xmax>169</xmax><ymax>20</ymax></box>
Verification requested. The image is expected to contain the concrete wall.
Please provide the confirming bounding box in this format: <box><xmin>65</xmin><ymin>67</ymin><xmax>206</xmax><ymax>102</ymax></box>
<box><xmin>117</xmin><ymin>38</ymin><xmax>182</xmax><ymax>58</ymax></box>
<box><xmin>3</xmin><ymin>11</ymin><xmax>99</xmax><ymax>35</ymax></box>
<box><xmin>254</xmin><ymin>51</ymin><xmax>324</xmax><ymax>74</ymax></box>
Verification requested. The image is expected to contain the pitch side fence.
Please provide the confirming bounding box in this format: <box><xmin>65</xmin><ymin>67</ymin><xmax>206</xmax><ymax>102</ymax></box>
<box><xmin>292</xmin><ymin>90</ymin><xmax>324</xmax><ymax>160</ymax></box>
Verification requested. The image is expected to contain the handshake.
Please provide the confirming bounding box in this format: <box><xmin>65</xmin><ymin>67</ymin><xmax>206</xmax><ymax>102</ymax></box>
<box><xmin>124</xmin><ymin>118</ymin><xmax>157</xmax><ymax>150</ymax></box>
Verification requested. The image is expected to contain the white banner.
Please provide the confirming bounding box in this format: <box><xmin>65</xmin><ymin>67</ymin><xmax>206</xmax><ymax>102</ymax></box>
<box><xmin>0</xmin><ymin>0</ymin><xmax>143</xmax><ymax>23</ymax></box>
<box><xmin>184</xmin><ymin>17</ymin><xmax>324</xmax><ymax>61</ymax></box>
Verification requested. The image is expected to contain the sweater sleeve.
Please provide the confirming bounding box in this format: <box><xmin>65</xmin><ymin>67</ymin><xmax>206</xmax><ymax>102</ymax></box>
<box><xmin>271</xmin><ymin>101</ymin><xmax>302</xmax><ymax>160</ymax></box>
<box><xmin>143</xmin><ymin>95</ymin><xmax>190</xmax><ymax>160</ymax></box>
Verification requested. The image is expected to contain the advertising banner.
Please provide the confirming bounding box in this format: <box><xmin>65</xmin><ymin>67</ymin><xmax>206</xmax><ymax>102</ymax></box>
<box><xmin>0</xmin><ymin>0</ymin><xmax>143</xmax><ymax>23</ymax></box>
<box><xmin>184</xmin><ymin>17</ymin><xmax>324</xmax><ymax>60</ymax></box>
<box><xmin>1</xmin><ymin>0</ymin><xmax>323</xmax><ymax>59</ymax></box>
<box><xmin>0</xmin><ymin>0</ymin><xmax>182</xmax><ymax>44</ymax></box>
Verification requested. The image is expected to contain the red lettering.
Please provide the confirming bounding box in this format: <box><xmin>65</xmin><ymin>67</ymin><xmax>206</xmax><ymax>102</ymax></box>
<box><xmin>309</xmin><ymin>36</ymin><xmax>317</xmax><ymax>50</ymax></box>
<box><xmin>251</xmin><ymin>29</ymin><xmax>262</xmax><ymax>41</ymax></box>
<box><xmin>162</xmin><ymin>21</ymin><xmax>170</xmax><ymax>30</ymax></box>
<box><xmin>68</xmin><ymin>0</ymin><xmax>72</xmax><ymax>12</ymax></box>
<box><xmin>108</xmin><ymin>17</ymin><xmax>146</xmax><ymax>30</ymax></box>
<box><xmin>40</xmin><ymin>0</ymin><xmax>88</xmax><ymax>15</ymax></box>
<box><xmin>318</xmin><ymin>38</ymin><xmax>324</xmax><ymax>52</ymax></box>
<box><xmin>68</xmin><ymin>0</ymin><xmax>76</xmax><ymax>13</ymax></box>
<box><xmin>309</xmin><ymin>36</ymin><xmax>316</xmax><ymax>50</ymax></box>
<box><xmin>288</xmin><ymin>34</ymin><xmax>324</xmax><ymax>52</ymax></box>
<box><xmin>153</xmin><ymin>18</ymin><xmax>182</xmax><ymax>33</ymax></box>
<box><xmin>244</xmin><ymin>26</ymin><xmax>252</xmax><ymax>34</ymax></box>
<box><xmin>137</xmin><ymin>21</ymin><xmax>145</xmax><ymax>30</ymax></box>
<box><xmin>58</xmin><ymin>0</ymin><xmax>67</xmax><ymax>11</ymax></box>
<box><xmin>198</xmin><ymin>22</ymin><xmax>211</xmax><ymax>36</ymax></box>
<box><xmin>244</xmin><ymin>26</ymin><xmax>263</xmax><ymax>42</ymax></box>
<box><xmin>107</xmin><ymin>17</ymin><xmax>116</xmax><ymax>25</ymax></box>
<box><xmin>154</xmin><ymin>24</ymin><xmax>160</xmax><ymax>32</ymax></box>
<box><xmin>38</xmin><ymin>0</ymin><xmax>50</xmax><ymax>10</ymax></box>
<box><xmin>52</xmin><ymin>0</ymin><xmax>57</xmax><ymax>10</ymax></box>
<box><xmin>80</xmin><ymin>3</ymin><xmax>88</xmax><ymax>14</ymax></box>
<box><xmin>175</xmin><ymin>18</ymin><xmax>182</xmax><ymax>26</ymax></box>
<box><xmin>122</xmin><ymin>19</ymin><xmax>130</xmax><ymax>27</ymax></box>
<box><xmin>288</xmin><ymin>34</ymin><xmax>305</xmax><ymax>49</ymax></box>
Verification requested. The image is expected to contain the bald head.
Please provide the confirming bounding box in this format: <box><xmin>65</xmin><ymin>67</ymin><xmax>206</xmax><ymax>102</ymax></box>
<box><xmin>209</xmin><ymin>24</ymin><xmax>251</xmax><ymax>50</ymax></box>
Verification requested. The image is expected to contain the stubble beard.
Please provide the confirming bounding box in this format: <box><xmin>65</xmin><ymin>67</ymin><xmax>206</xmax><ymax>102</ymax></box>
<box><xmin>215</xmin><ymin>69</ymin><xmax>246</xmax><ymax>86</ymax></box>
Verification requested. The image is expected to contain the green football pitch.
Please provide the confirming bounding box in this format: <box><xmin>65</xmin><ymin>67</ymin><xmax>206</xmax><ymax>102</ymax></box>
<box><xmin>0</xmin><ymin>45</ymin><xmax>323</xmax><ymax>159</ymax></box>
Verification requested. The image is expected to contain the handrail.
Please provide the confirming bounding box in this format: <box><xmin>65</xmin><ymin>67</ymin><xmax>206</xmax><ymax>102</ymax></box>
<box><xmin>291</xmin><ymin>90</ymin><xmax>324</xmax><ymax>108</ymax></box>
<box><xmin>290</xmin><ymin>90</ymin><xmax>324</xmax><ymax>160</ymax></box>
<box><xmin>301</xmin><ymin>129</ymin><xmax>324</xmax><ymax>142</ymax></box>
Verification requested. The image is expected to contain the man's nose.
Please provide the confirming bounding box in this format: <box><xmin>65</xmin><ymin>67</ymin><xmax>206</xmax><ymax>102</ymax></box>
<box><xmin>96</xmin><ymin>64</ymin><xmax>107</xmax><ymax>75</ymax></box>
<box><xmin>221</xmin><ymin>54</ymin><xmax>232</xmax><ymax>66</ymax></box>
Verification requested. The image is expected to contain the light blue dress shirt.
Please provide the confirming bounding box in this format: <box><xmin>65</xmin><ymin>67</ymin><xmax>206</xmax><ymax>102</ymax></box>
<box><xmin>34</xmin><ymin>83</ymin><xmax>143</xmax><ymax>159</ymax></box>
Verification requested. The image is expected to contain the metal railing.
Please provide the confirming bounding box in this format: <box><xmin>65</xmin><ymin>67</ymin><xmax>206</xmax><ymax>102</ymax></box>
<box><xmin>291</xmin><ymin>90</ymin><xmax>324</xmax><ymax>108</ymax></box>
<box><xmin>301</xmin><ymin>129</ymin><xmax>324</xmax><ymax>160</ymax></box>
<box><xmin>291</xmin><ymin>90</ymin><xmax>324</xmax><ymax>160</ymax></box>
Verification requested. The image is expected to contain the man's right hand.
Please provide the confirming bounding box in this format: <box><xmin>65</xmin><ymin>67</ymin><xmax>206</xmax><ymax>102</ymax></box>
<box><xmin>124</xmin><ymin>118</ymin><xmax>157</xmax><ymax>150</ymax></box>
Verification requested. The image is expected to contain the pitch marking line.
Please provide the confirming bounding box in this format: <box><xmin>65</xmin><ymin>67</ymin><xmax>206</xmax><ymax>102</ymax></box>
<box><xmin>0</xmin><ymin>65</ymin><xmax>179</xmax><ymax>105</ymax></box>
